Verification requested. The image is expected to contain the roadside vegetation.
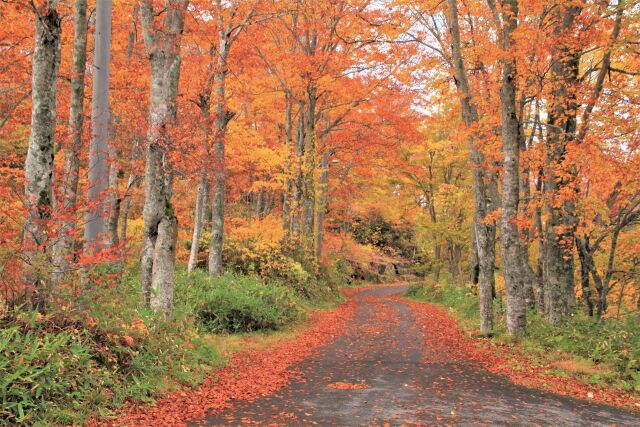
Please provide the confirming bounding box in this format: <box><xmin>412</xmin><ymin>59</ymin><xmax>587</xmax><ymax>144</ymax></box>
<box><xmin>406</xmin><ymin>279</ymin><xmax>640</xmax><ymax>394</ymax></box>
<box><xmin>0</xmin><ymin>260</ymin><xmax>342</xmax><ymax>426</ymax></box>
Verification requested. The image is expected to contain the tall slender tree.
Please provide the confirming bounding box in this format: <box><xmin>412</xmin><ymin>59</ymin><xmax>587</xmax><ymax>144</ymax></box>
<box><xmin>497</xmin><ymin>0</ymin><xmax>527</xmax><ymax>335</ymax></box>
<box><xmin>22</xmin><ymin>0</ymin><xmax>62</xmax><ymax>308</ymax></box>
<box><xmin>207</xmin><ymin>0</ymin><xmax>255</xmax><ymax>276</ymax></box>
<box><xmin>52</xmin><ymin>0</ymin><xmax>88</xmax><ymax>284</ymax></box>
<box><xmin>85</xmin><ymin>0</ymin><xmax>113</xmax><ymax>249</ymax></box>
<box><xmin>139</xmin><ymin>0</ymin><xmax>189</xmax><ymax>316</ymax></box>
<box><xmin>445</xmin><ymin>0</ymin><xmax>497</xmax><ymax>336</ymax></box>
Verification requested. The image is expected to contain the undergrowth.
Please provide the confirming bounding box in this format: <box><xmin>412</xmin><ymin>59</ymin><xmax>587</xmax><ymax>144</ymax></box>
<box><xmin>0</xmin><ymin>265</ymin><xmax>336</xmax><ymax>426</ymax></box>
<box><xmin>406</xmin><ymin>280</ymin><xmax>640</xmax><ymax>392</ymax></box>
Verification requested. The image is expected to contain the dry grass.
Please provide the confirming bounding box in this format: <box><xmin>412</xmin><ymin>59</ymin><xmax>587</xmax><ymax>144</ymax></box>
<box><xmin>553</xmin><ymin>356</ymin><xmax>614</xmax><ymax>376</ymax></box>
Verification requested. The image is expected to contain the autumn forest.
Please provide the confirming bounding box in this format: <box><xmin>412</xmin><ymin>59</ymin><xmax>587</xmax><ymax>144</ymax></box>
<box><xmin>1</xmin><ymin>0</ymin><xmax>640</xmax><ymax>425</ymax></box>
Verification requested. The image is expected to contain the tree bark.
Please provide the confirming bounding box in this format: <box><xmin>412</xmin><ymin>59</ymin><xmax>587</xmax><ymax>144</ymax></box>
<box><xmin>576</xmin><ymin>236</ymin><xmax>594</xmax><ymax>316</ymax></box>
<box><xmin>301</xmin><ymin>84</ymin><xmax>318</xmax><ymax>258</ymax></box>
<box><xmin>315</xmin><ymin>150</ymin><xmax>330</xmax><ymax>260</ymax></box>
<box><xmin>543</xmin><ymin>2</ymin><xmax>582</xmax><ymax>324</ymax></box>
<box><xmin>139</xmin><ymin>0</ymin><xmax>188</xmax><ymax>317</ymax></box>
<box><xmin>22</xmin><ymin>2</ymin><xmax>62</xmax><ymax>308</ymax></box>
<box><xmin>208</xmin><ymin>27</ymin><xmax>230</xmax><ymax>276</ymax></box>
<box><xmin>188</xmin><ymin>53</ymin><xmax>214</xmax><ymax>274</ymax></box>
<box><xmin>446</xmin><ymin>0</ymin><xmax>496</xmax><ymax>336</ymax></box>
<box><xmin>188</xmin><ymin>172</ymin><xmax>208</xmax><ymax>273</ymax></box>
<box><xmin>282</xmin><ymin>95</ymin><xmax>294</xmax><ymax>235</ymax></box>
<box><xmin>52</xmin><ymin>0</ymin><xmax>87</xmax><ymax>285</ymax></box>
<box><xmin>470</xmin><ymin>226</ymin><xmax>480</xmax><ymax>285</ymax></box>
<box><xmin>207</xmin><ymin>0</ymin><xmax>253</xmax><ymax>275</ymax></box>
<box><xmin>85</xmin><ymin>0</ymin><xmax>112</xmax><ymax>250</ymax></box>
<box><xmin>498</xmin><ymin>0</ymin><xmax>526</xmax><ymax>335</ymax></box>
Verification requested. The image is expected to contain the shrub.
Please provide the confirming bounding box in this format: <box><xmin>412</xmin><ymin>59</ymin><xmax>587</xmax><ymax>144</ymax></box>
<box><xmin>0</xmin><ymin>320</ymin><xmax>109</xmax><ymax>425</ymax></box>
<box><xmin>193</xmin><ymin>273</ymin><xmax>302</xmax><ymax>333</ymax></box>
<box><xmin>222</xmin><ymin>239</ymin><xmax>329</xmax><ymax>299</ymax></box>
<box><xmin>0</xmin><ymin>273</ymin><xmax>222</xmax><ymax>426</ymax></box>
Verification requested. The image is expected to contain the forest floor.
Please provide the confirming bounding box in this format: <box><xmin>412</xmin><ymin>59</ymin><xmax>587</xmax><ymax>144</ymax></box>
<box><xmin>106</xmin><ymin>284</ymin><xmax>640</xmax><ymax>426</ymax></box>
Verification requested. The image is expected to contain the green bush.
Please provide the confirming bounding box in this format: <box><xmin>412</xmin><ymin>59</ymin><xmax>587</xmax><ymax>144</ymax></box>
<box><xmin>192</xmin><ymin>273</ymin><xmax>302</xmax><ymax>333</ymax></box>
<box><xmin>0</xmin><ymin>321</ymin><xmax>110</xmax><ymax>425</ymax></box>
<box><xmin>0</xmin><ymin>272</ymin><xmax>222</xmax><ymax>426</ymax></box>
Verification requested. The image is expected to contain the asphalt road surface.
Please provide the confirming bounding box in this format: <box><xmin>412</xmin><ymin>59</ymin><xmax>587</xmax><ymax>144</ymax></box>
<box><xmin>195</xmin><ymin>285</ymin><xmax>640</xmax><ymax>426</ymax></box>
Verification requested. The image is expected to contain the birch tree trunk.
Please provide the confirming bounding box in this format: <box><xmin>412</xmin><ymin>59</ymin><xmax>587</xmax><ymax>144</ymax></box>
<box><xmin>22</xmin><ymin>2</ymin><xmax>62</xmax><ymax>308</ymax></box>
<box><xmin>52</xmin><ymin>0</ymin><xmax>87</xmax><ymax>285</ymax></box>
<box><xmin>498</xmin><ymin>0</ymin><xmax>526</xmax><ymax>335</ymax></box>
<box><xmin>208</xmin><ymin>36</ymin><xmax>229</xmax><ymax>276</ymax></box>
<box><xmin>282</xmin><ymin>95</ymin><xmax>294</xmax><ymax>234</ymax></box>
<box><xmin>188</xmin><ymin>171</ymin><xmax>209</xmax><ymax>272</ymax></box>
<box><xmin>139</xmin><ymin>0</ymin><xmax>188</xmax><ymax>317</ymax></box>
<box><xmin>446</xmin><ymin>0</ymin><xmax>496</xmax><ymax>336</ymax></box>
<box><xmin>85</xmin><ymin>0</ymin><xmax>112</xmax><ymax>249</ymax></box>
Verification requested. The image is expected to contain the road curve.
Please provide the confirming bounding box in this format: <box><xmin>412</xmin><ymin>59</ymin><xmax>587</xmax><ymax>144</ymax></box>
<box><xmin>195</xmin><ymin>284</ymin><xmax>640</xmax><ymax>426</ymax></box>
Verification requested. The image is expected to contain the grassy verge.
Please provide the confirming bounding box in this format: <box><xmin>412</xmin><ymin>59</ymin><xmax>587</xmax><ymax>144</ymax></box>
<box><xmin>406</xmin><ymin>281</ymin><xmax>640</xmax><ymax>394</ymax></box>
<box><xmin>0</xmin><ymin>269</ymin><xmax>339</xmax><ymax>426</ymax></box>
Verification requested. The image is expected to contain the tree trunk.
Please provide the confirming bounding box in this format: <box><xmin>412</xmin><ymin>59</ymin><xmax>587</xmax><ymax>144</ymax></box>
<box><xmin>22</xmin><ymin>2</ymin><xmax>62</xmax><ymax>308</ymax></box>
<box><xmin>446</xmin><ymin>0</ymin><xmax>495</xmax><ymax>336</ymax></box>
<box><xmin>106</xmin><ymin>140</ymin><xmax>120</xmax><ymax>247</ymax></box>
<box><xmin>315</xmin><ymin>150</ymin><xmax>330</xmax><ymax>260</ymax></box>
<box><xmin>118</xmin><ymin>140</ymin><xmax>141</xmax><ymax>244</ymax></box>
<box><xmin>139</xmin><ymin>0</ymin><xmax>188</xmax><ymax>316</ymax></box>
<box><xmin>576</xmin><ymin>236</ymin><xmax>594</xmax><ymax>316</ymax></box>
<box><xmin>188</xmin><ymin>172</ymin><xmax>208</xmax><ymax>273</ymax></box>
<box><xmin>543</xmin><ymin>2</ymin><xmax>582</xmax><ymax>324</ymax></box>
<box><xmin>208</xmin><ymin>56</ymin><xmax>230</xmax><ymax>275</ymax></box>
<box><xmin>188</xmin><ymin>67</ymin><xmax>213</xmax><ymax>273</ymax></box>
<box><xmin>301</xmin><ymin>85</ymin><xmax>318</xmax><ymax>257</ymax></box>
<box><xmin>499</xmin><ymin>0</ymin><xmax>526</xmax><ymax>336</ymax></box>
<box><xmin>282</xmin><ymin>95</ymin><xmax>294</xmax><ymax>234</ymax></box>
<box><xmin>85</xmin><ymin>0</ymin><xmax>112</xmax><ymax>250</ymax></box>
<box><xmin>118</xmin><ymin>5</ymin><xmax>142</xmax><ymax>246</ymax></box>
<box><xmin>52</xmin><ymin>0</ymin><xmax>87</xmax><ymax>285</ymax></box>
<box><xmin>470</xmin><ymin>227</ymin><xmax>480</xmax><ymax>285</ymax></box>
<box><xmin>291</xmin><ymin>101</ymin><xmax>306</xmax><ymax>238</ymax></box>
<box><xmin>598</xmin><ymin>228</ymin><xmax>620</xmax><ymax>317</ymax></box>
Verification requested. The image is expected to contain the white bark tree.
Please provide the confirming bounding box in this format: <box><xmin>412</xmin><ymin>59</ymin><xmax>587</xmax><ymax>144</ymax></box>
<box><xmin>497</xmin><ymin>0</ymin><xmax>527</xmax><ymax>335</ymax></box>
<box><xmin>22</xmin><ymin>1</ymin><xmax>62</xmax><ymax>308</ymax></box>
<box><xmin>85</xmin><ymin>0</ymin><xmax>112</xmax><ymax>250</ymax></box>
<box><xmin>139</xmin><ymin>0</ymin><xmax>189</xmax><ymax>317</ymax></box>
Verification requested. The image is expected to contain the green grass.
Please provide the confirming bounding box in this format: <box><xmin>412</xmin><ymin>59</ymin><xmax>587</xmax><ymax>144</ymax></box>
<box><xmin>0</xmin><ymin>266</ymin><xmax>337</xmax><ymax>426</ymax></box>
<box><xmin>405</xmin><ymin>280</ymin><xmax>640</xmax><ymax>392</ymax></box>
<box><xmin>185</xmin><ymin>271</ymin><xmax>303</xmax><ymax>333</ymax></box>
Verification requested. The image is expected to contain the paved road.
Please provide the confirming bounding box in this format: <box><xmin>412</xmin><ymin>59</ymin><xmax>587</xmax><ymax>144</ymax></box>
<box><xmin>196</xmin><ymin>285</ymin><xmax>640</xmax><ymax>426</ymax></box>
